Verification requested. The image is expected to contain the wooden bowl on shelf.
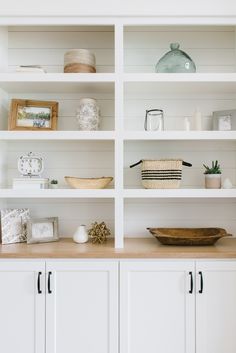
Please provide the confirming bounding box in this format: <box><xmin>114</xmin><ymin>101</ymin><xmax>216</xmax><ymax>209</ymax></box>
<box><xmin>65</xmin><ymin>176</ymin><xmax>113</xmax><ymax>189</ymax></box>
<box><xmin>147</xmin><ymin>227</ymin><xmax>231</xmax><ymax>246</ymax></box>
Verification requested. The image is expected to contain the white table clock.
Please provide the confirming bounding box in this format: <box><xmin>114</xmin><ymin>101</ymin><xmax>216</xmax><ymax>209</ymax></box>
<box><xmin>18</xmin><ymin>152</ymin><xmax>44</xmax><ymax>177</ymax></box>
<box><xmin>13</xmin><ymin>152</ymin><xmax>49</xmax><ymax>189</ymax></box>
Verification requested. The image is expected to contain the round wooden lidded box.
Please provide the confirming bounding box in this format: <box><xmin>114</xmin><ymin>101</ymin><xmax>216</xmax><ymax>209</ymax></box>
<box><xmin>64</xmin><ymin>49</ymin><xmax>96</xmax><ymax>73</ymax></box>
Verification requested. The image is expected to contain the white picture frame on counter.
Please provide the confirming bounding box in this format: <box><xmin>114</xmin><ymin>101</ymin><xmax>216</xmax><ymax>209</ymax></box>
<box><xmin>0</xmin><ymin>208</ymin><xmax>30</xmax><ymax>244</ymax></box>
<box><xmin>27</xmin><ymin>217</ymin><xmax>59</xmax><ymax>244</ymax></box>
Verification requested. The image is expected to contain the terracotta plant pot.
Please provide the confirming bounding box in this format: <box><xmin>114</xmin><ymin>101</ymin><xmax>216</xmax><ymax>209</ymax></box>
<box><xmin>205</xmin><ymin>174</ymin><xmax>221</xmax><ymax>189</ymax></box>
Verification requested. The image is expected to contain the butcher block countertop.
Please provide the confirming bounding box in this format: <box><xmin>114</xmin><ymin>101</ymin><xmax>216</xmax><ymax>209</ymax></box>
<box><xmin>1</xmin><ymin>237</ymin><xmax>236</xmax><ymax>259</ymax></box>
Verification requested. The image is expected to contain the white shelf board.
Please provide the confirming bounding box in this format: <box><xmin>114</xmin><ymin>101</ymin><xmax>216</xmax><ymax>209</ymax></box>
<box><xmin>0</xmin><ymin>131</ymin><xmax>115</xmax><ymax>141</ymax></box>
<box><xmin>124</xmin><ymin>73</ymin><xmax>236</xmax><ymax>94</ymax></box>
<box><xmin>124</xmin><ymin>188</ymin><xmax>236</xmax><ymax>198</ymax></box>
<box><xmin>123</xmin><ymin>73</ymin><xmax>236</xmax><ymax>83</ymax></box>
<box><xmin>0</xmin><ymin>188</ymin><xmax>115</xmax><ymax>199</ymax></box>
<box><xmin>0</xmin><ymin>73</ymin><xmax>115</xmax><ymax>93</ymax></box>
<box><xmin>123</xmin><ymin>131</ymin><xmax>236</xmax><ymax>141</ymax></box>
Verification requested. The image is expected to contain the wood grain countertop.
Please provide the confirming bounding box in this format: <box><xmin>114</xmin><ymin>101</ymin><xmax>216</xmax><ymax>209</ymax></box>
<box><xmin>1</xmin><ymin>237</ymin><xmax>236</xmax><ymax>259</ymax></box>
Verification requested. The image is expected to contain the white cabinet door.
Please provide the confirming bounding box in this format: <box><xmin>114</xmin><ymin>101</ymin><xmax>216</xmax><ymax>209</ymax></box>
<box><xmin>120</xmin><ymin>261</ymin><xmax>195</xmax><ymax>353</ymax></box>
<box><xmin>46</xmin><ymin>261</ymin><xmax>118</xmax><ymax>353</ymax></box>
<box><xmin>196</xmin><ymin>261</ymin><xmax>236</xmax><ymax>353</ymax></box>
<box><xmin>0</xmin><ymin>261</ymin><xmax>45</xmax><ymax>353</ymax></box>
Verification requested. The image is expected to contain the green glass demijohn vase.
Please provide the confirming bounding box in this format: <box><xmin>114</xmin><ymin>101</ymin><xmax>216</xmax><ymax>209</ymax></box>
<box><xmin>155</xmin><ymin>43</ymin><xmax>196</xmax><ymax>73</ymax></box>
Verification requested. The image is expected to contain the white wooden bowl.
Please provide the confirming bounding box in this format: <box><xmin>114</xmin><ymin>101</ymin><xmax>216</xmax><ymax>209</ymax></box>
<box><xmin>65</xmin><ymin>176</ymin><xmax>113</xmax><ymax>189</ymax></box>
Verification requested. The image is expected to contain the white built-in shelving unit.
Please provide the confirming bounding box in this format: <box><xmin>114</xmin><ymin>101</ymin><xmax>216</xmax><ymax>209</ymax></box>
<box><xmin>0</xmin><ymin>17</ymin><xmax>236</xmax><ymax>247</ymax></box>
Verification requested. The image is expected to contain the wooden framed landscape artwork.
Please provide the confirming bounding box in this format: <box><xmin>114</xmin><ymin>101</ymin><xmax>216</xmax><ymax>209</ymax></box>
<box><xmin>9</xmin><ymin>99</ymin><xmax>58</xmax><ymax>131</ymax></box>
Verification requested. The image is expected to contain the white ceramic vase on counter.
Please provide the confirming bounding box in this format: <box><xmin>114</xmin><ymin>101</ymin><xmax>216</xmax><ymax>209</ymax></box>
<box><xmin>73</xmin><ymin>225</ymin><xmax>89</xmax><ymax>244</ymax></box>
<box><xmin>76</xmin><ymin>98</ymin><xmax>100</xmax><ymax>130</ymax></box>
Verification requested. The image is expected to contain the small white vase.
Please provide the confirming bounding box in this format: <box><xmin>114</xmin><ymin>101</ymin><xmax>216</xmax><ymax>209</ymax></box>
<box><xmin>73</xmin><ymin>225</ymin><xmax>89</xmax><ymax>244</ymax></box>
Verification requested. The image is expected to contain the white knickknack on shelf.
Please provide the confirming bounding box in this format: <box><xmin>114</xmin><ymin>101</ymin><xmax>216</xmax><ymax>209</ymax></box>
<box><xmin>73</xmin><ymin>225</ymin><xmax>89</xmax><ymax>243</ymax></box>
<box><xmin>13</xmin><ymin>178</ymin><xmax>49</xmax><ymax>189</ymax></box>
<box><xmin>76</xmin><ymin>98</ymin><xmax>100</xmax><ymax>131</ymax></box>
<box><xmin>13</xmin><ymin>152</ymin><xmax>49</xmax><ymax>189</ymax></box>
<box><xmin>0</xmin><ymin>208</ymin><xmax>30</xmax><ymax>244</ymax></box>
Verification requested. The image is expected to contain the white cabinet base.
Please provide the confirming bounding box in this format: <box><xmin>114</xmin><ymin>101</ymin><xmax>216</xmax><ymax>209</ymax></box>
<box><xmin>120</xmin><ymin>261</ymin><xmax>195</xmax><ymax>353</ymax></box>
<box><xmin>46</xmin><ymin>261</ymin><xmax>118</xmax><ymax>353</ymax></box>
<box><xmin>196</xmin><ymin>261</ymin><xmax>236</xmax><ymax>353</ymax></box>
<box><xmin>1</xmin><ymin>259</ymin><xmax>236</xmax><ymax>353</ymax></box>
<box><xmin>0</xmin><ymin>262</ymin><xmax>45</xmax><ymax>353</ymax></box>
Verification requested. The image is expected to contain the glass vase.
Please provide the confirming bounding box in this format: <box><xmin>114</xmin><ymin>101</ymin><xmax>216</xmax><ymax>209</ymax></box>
<box><xmin>155</xmin><ymin>43</ymin><xmax>196</xmax><ymax>73</ymax></box>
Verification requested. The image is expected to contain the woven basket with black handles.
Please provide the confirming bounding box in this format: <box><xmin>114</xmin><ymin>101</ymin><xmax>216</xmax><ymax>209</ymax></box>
<box><xmin>130</xmin><ymin>159</ymin><xmax>192</xmax><ymax>189</ymax></box>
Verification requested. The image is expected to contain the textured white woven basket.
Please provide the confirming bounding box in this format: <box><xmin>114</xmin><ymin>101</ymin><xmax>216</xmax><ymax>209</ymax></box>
<box><xmin>141</xmin><ymin>160</ymin><xmax>183</xmax><ymax>189</ymax></box>
<box><xmin>130</xmin><ymin>159</ymin><xmax>192</xmax><ymax>189</ymax></box>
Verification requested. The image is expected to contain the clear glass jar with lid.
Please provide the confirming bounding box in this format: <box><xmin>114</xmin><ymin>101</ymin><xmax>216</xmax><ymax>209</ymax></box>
<box><xmin>155</xmin><ymin>43</ymin><xmax>196</xmax><ymax>73</ymax></box>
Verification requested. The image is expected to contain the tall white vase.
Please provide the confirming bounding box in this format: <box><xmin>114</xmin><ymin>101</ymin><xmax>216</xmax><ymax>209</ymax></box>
<box><xmin>76</xmin><ymin>98</ymin><xmax>100</xmax><ymax>130</ymax></box>
<box><xmin>73</xmin><ymin>225</ymin><xmax>89</xmax><ymax>244</ymax></box>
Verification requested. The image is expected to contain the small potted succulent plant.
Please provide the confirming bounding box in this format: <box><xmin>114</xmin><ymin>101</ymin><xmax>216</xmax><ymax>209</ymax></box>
<box><xmin>50</xmin><ymin>179</ymin><xmax>59</xmax><ymax>189</ymax></box>
<box><xmin>203</xmin><ymin>160</ymin><xmax>222</xmax><ymax>189</ymax></box>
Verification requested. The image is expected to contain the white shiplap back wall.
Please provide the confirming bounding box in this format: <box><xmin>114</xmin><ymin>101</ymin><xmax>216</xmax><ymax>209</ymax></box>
<box><xmin>123</xmin><ymin>25</ymin><xmax>236</xmax><ymax>238</ymax></box>
<box><xmin>0</xmin><ymin>26</ymin><xmax>116</xmax><ymax>240</ymax></box>
<box><xmin>7</xmin><ymin>93</ymin><xmax>114</xmax><ymax>131</ymax></box>
<box><xmin>125</xmin><ymin>199</ymin><xmax>236</xmax><ymax>237</ymax></box>
<box><xmin>124</xmin><ymin>89</ymin><xmax>236</xmax><ymax>131</ymax></box>
<box><xmin>3</xmin><ymin>139</ymin><xmax>115</xmax><ymax>238</ymax></box>
<box><xmin>0</xmin><ymin>88</ymin><xmax>8</xmax><ymax>130</ymax></box>
<box><xmin>2</xmin><ymin>24</ymin><xmax>236</xmax><ymax>240</ymax></box>
<box><xmin>5</xmin><ymin>26</ymin><xmax>115</xmax><ymax>131</ymax></box>
<box><xmin>0</xmin><ymin>141</ymin><xmax>7</xmax><ymax>187</ymax></box>
<box><xmin>5</xmin><ymin>141</ymin><xmax>114</xmax><ymax>188</ymax></box>
<box><xmin>6</xmin><ymin>199</ymin><xmax>114</xmax><ymax>237</ymax></box>
<box><xmin>124</xmin><ymin>26</ymin><xmax>236</xmax><ymax>131</ymax></box>
<box><xmin>124</xmin><ymin>26</ymin><xmax>236</xmax><ymax>73</ymax></box>
<box><xmin>124</xmin><ymin>141</ymin><xmax>236</xmax><ymax>188</ymax></box>
<box><xmin>8</xmin><ymin>26</ymin><xmax>114</xmax><ymax>73</ymax></box>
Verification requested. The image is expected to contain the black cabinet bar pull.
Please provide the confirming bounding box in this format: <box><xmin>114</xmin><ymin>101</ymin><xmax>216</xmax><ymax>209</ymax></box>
<box><xmin>189</xmin><ymin>271</ymin><xmax>193</xmax><ymax>294</ymax></box>
<box><xmin>37</xmin><ymin>272</ymin><xmax>42</xmax><ymax>294</ymax></box>
<box><xmin>48</xmin><ymin>271</ymin><xmax>52</xmax><ymax>294</ymax></box>
<box><xmin>199</xmin><ymin>271</ymin><xmax>203</xmax><ymax>294</ymax></box>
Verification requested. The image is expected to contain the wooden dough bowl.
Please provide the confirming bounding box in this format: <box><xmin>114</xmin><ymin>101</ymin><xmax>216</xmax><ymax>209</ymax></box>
<box><xmin>147</xmin><ymin>227</ymin><xmax>232</xmax><ymax>246</ymax></box>
<box><xmin>65</xmin><ymin>176</ymin><xmax>113</xmax><ymax>189</ymax></box>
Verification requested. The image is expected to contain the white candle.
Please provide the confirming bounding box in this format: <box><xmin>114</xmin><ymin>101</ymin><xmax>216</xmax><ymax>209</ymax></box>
<box><xmin>194</xmin><ymin>108</ymin><xmax>202</xmax><ymax>130</ymax></box>
<box><xmin>184</xmin><ymin>117</ymin><xmax>191</xmax><ymax>131</ymax></box>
